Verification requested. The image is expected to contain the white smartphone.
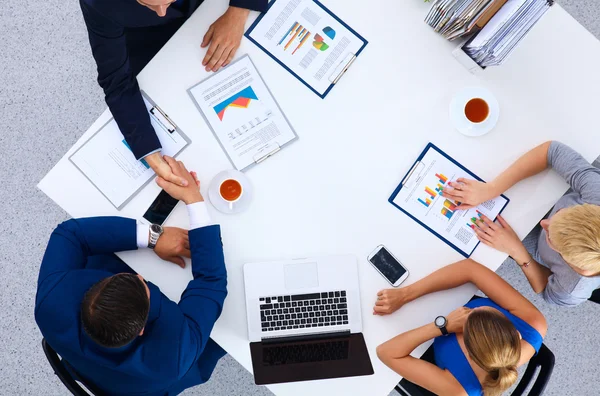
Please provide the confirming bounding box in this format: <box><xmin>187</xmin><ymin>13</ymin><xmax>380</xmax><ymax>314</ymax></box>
<box><xmin>368</xmin><ymin>245</ymin><xmax>410</xmax><ymax>287</ymax></box>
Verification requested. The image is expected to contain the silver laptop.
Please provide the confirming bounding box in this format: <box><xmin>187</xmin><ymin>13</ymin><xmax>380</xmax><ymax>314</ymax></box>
<box><xmin>243</xmin><ymin>255</ymin><xmax>374</xmax><ymax>384</ymax></box>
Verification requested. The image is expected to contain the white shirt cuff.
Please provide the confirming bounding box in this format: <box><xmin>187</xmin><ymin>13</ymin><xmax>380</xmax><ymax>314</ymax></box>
<box><xmin>136</xmin><ymin>223</ymin><xmax>150</xmax><ymax>248</ymax></box>
<box><xmin>187</xmin><ymin>201</ymin><xmax>214</xmax><ymax>230</ymax></box>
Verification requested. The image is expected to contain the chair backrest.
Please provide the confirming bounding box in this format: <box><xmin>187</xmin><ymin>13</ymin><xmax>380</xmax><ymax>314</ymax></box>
<box><xmin>41</xmin><ymin>338</ymin><xmax>100</xmax><ymax>396</ymax></box>
<box><xmin>589</xmin><ymin>288</ymin><xmax>600</xmax><ymax>304</ymax></box>
<box><xmin>511</xmin><ymin>343</ymin><xmax>555</xmax><ymax>396</ymax></box>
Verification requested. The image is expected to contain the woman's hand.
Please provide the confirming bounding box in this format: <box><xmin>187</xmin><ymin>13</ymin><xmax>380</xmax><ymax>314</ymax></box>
<box><xmin>473</xmin><ymin>214</ymin><xmax>527</xmax><ymax>258</ymax></box>
<box><xmin>373</xmin><ymin>288</ymin><xmax>412</xmax><ymax>315</ymax></box>
<box><xmin>441</xmin><ymin>178</ymin><xmax>497</xmax><ymax>210</ymax></box>
<box><xmin>446</xmin><ymin>307</ymin><xmax>472</xmax><ymax>334</ymax></box>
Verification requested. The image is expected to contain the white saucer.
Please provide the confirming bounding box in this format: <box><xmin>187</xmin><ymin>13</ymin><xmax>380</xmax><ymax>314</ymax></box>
<box><xmin>449</xmin><ymin>87</ymin><xmax>500</xmax><ymax>137</ymax></box>
<box><xmin>208</xmin><ymin>170</ymin><xmax>253</xmax><ymax>214</ymax></box>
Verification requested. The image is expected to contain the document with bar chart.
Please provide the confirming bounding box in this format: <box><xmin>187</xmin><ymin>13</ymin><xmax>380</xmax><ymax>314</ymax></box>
<box><xmin>245</xmin><ymin>0</ymin><xmax>367</xmax><ymax>98</ymax></box>
<box><xmin>188</xmin><ymin>55</ymin><xmax>297</xmax><ymax>171</ymax></box>
<box><xmin>389</xmin><ymin>143</ymin><xmax>509</xmax><ymax>257</ymax></box>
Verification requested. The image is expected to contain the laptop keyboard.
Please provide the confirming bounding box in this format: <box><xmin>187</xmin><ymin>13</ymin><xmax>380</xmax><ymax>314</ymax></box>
<box><xmin>262</xmin><ymin>339</ymin><xmax>350</xmax><ymax>366</ymax></box>
<box><xmin>259</xmin><ymin>291</ymin><xmax>349</xmax><ymax>332</ymax></box>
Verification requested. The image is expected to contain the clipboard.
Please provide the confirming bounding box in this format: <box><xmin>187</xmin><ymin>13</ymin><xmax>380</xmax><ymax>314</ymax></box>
<box><xmin>245</xmin><ymin>0</ymin><xmax>368</xmax><ymax>98</ymax></box>
<box><xmin>187</xmin><ymin>55</ymin><xmax>298</xmax><ymax>172</ymax></box>
<box><xmin>69</xmin><ymin>91</ymin><xmax>191</xmax><ymax>210</ymax></box>
<box><xmin>388</xmin><ymin>143</ymin><xmax>510</xmax><ymax>258</ymax></box>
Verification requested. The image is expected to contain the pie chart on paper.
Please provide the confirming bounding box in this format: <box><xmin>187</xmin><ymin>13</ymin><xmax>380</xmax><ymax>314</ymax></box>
<box><xmin>323</xmin><ymin>26</ymin><xmax>336</xmax><ymax>40</ymax></box>
<box><xmin>313</xmin><ymin>26</ymin><xmax>336</xmax><ymax>51</ymax></box>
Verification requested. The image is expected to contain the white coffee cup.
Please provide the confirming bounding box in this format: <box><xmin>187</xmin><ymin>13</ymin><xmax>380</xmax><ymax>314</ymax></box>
<box><xmin>219</xmin><ymin>178</ymin><xmax>243</xmax><ymax>210</ymax></box>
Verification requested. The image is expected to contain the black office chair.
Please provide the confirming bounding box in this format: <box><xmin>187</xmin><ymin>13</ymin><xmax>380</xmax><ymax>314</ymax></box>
<box><xmin>394</xmin><ymin>296</ymin><xmax>556</xmax><ymax>396</ymax></box>
<box><xmin>589</xmin><ymin>288</ymin><xmax>600</xmax><ymax>304</ymax></box>
<box><xmin>510</xmin><ymin>343</ymin><xmax>555</xmax><ymax>396</ymax></box>
<box><xmin>42</xmin><ymin>339</ymin><xmax>104</xmax><ymax>396</ymax></box>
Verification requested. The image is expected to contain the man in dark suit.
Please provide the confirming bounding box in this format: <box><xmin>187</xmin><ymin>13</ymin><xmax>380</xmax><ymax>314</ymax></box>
<box><xmin>80</xmin><ymin>0</ymin><xmax>267</xmax><ymax>186</ymax></box>
<box><xmin>35</xmin><ymin>158</ymin><xmax>229</xmax><ymax>395</ymax></box>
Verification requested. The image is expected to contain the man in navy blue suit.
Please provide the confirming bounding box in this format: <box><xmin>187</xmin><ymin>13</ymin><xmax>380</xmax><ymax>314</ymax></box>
<box><xmin>80</xmin><ymin>0</ymin><xmax>267</xmax><ymax>187</ymax></box>
<box><xmin>35</xmin><ymin>158</ymin><xmax>229</xmax><ymax>395</ymax></box>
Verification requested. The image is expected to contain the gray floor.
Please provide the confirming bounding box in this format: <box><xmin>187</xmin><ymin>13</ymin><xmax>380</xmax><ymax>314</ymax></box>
<box><xmin>0</xmin><ymin>1</ymin><xmax>598</xmax><ymax>395</ymax></box>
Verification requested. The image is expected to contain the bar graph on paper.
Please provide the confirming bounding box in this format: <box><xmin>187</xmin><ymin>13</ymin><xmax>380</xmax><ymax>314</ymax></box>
<box><xmin>418</xmin><ymin>173</ymin><xmax>449</xmax><ymax>208</ymax></box>
<box><xmin>441</xmin><ymin>199</ymin><xmax>457</xmax><ymax>220</ymax></box>
<box><xmin>278</xmin><ymin>22</ymin><xmax>312</xmax><ymax>55</ymax></box>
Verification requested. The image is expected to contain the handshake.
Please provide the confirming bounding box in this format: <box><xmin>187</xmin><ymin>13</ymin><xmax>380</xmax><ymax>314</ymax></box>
<box><xmin>145</xmin><ymin>155</ymin><xmax>204</xmax><ymax>269</ymax></box>
<box><xmin>146</xmin><ymin>153</ymin><xmax>204</xmax><ymax>205</ymax></box>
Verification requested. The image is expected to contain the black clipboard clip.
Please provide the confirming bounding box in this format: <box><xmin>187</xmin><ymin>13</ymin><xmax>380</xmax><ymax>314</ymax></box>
<box><xmin>150</xmin><ymin>105</ymin><xmax>178</xmax><ymax>134</ymax></box>
<box><xmin>328</xmin><ymin>53</ymin><xmax>357</xmax><ymax>85</ymax></box>
<box><xmin>253</xmin><ymin>142</ymin><xmax>282</xmax><ymax>164</ymax></box>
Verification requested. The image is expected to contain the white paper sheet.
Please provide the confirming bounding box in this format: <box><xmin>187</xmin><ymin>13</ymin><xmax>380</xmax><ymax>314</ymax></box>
<box><xmin>70</xmin><ymin>97</ymin><xmax>189</xmax><ymax>209</ymax></box>
<box><xmin>188</xmin><ymin>55</ymin><xmax>297</xmax><ymax>171</ymax></box>
<box><xmin>392</xmin><ymin>146</ymin><xmax>508</xmax><ymax>257</ymax></box>
<box><xmin>247</xmin><ymin>0</ymin><xmax>366</xmax><ymax>96</ymax></box>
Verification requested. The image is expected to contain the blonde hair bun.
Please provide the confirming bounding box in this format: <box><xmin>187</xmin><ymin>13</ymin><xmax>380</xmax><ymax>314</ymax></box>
<box><xmin>464</xmin><ymin>309</ymin><xmax>521</xmax><ymax>396</ymax></box>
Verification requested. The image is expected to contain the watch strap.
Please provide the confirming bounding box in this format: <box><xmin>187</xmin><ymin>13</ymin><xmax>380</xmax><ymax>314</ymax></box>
<box><xmin>148</xmin><ymin>225</ymin><xmax>162</xmax><ymax>249</ymax></box>
<box><xmin>435</xmin><ymin>316</ymin><xmax>449</xmax><ymax>336</ymax></box>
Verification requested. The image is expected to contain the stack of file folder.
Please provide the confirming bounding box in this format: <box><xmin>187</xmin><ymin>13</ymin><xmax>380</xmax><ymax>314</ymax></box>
<box><xmin>463</xmin><ymin>0</ymin><xmax>553</xmax><ymax>66</ymax></box>
<box><xmin>426</xmin><ymin>0</ymin><xmax>553</xmax><ymax>67</ymax></box>
<box><xmin>425</xmin><ymin>0</ymin><xmax>509</xmax><ymax>41</ymax></box>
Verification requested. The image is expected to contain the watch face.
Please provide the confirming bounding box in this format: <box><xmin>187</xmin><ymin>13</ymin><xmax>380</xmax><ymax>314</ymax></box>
<box><xmin>150</xmin><ymin>224</ymin><xmax>163</xmax><ymax>234</ymax></box>
<box><xmin>435</xmin><ymin>316</ymin><xmax>446</xmax><ymax>327</ymax></box>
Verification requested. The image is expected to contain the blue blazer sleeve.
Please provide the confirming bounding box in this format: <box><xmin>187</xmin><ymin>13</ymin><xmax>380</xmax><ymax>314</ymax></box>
<box><xmin>79</xmin><ymin>0</ymin><xmax>161</xmax><ymax>159</ymax></box>
<box><xmin>176</xmin><ymin>225</ymin><xmax>228</xmax><ymax>374</ymax></box>
<box><xmin>229</xmin><ymin>0</ymin><xmax>268</xmax><ymax>12</ymax></box>
<box><xmin>38</xmin><ymin>217</ymin><xmax>138</xmax><ymax>287</ymax></box>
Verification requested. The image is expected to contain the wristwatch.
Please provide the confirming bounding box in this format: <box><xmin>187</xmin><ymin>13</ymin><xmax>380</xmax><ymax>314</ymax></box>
<box><xmin>435</xmin><ymin>315</ymin><xmax>449</xmax><ymax>336</ymax></box>
<box><xmin>148</xmin><ymin>224</ymin><xmax>164</xmax><ymax>249</ymax></box>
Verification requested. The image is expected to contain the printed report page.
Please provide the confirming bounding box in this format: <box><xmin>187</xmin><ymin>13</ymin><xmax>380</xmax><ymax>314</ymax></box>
<box><xmin>392</xmin><ymin>147</ymin><xmax>508</xmax><ymax>256</ymax></box>
<box><xmin>248</xmin><ymin>0</ymin><xmax>365</xmax><ymax>95</ymax></box>
<box><xmin>70</xmin><ymin>97</ymin><xmax>187</xmax><ymax>208</ymax></box>
<box><xmin>189</xmin><ymin>56</ymin><xmax>296</xmax><ymax>170</ymax></box>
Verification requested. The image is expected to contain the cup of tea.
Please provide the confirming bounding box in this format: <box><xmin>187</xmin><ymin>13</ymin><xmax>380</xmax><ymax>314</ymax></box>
<box><xmin>219</xmin><ymin>178</ymin><xmax>243</xmax><ymax>210</ymax></box>
<box><xmin>450</xmin><ymin>87</ymin><xmax>499</xmax><ymax>137</ymax></box>
<box><xmin>464</xmin><ymin>97</ymin><xmax>489</xmax><ymax>124</ymax></box>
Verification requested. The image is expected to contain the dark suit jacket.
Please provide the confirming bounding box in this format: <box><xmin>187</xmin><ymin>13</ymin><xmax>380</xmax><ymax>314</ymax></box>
<box><xmin>80</xmin><ymin>0</ymin><xmax>267</xmax><ymax>159</ymax></box>
<box><xmin>35</xmin><ymin>217</ymin><xmax>228</xmax><ymax>395</ymax></box>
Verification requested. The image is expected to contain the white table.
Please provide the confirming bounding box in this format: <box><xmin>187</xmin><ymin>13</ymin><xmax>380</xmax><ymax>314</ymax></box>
<box><xmin>38</xmin><ymin>1</ymin><xmax>600</xmax><ymax>395</ymax></box>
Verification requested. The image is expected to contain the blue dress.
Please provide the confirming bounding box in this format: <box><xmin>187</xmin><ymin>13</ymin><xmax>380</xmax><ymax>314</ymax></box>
<box><xmin>433</xmin><ymin>298</ymin><xmax>543</xmax><ymax>396</ymax></box>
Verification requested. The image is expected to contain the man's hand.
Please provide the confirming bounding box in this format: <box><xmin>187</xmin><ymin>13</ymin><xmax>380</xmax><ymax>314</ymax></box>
<box><xmin>373</xmin><ymin>288</ymin><xmax>412</xmax><ymax>316</ymax></box>
<box><xmin>145</xmin><ymin>152</ymin><xmax>188</xmax><ymax>187</ymax></box>
<box><xmin>155</xmin><ymin>156</ymin><xmax>203</xmax><ymax>204</ymax></box>
<box><xmin>201</xmin><ymin>6</ymin><xmax>250</xmax><ymax>72</ymax></box>
<box><xmin>446</xmin><ymin>307</ymin><xmax>472</xmax><ymax>334</ymax></box>
<box><xmin>154</xmin><ymin>227</ymin><xmax>190</xmax><ymax>268</ymax></box>
<box><xmin>473</xmin><ymin>214</ymin><xmax>526</xmax><ymax>258</ymax></box>
<box><xmin>441</xmin><ymin>178</ymin><xmax>497</xmax><ymax>210</ymax></box>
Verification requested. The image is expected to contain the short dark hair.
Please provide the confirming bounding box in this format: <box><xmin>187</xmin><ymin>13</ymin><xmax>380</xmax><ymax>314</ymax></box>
<box><xmin>81</xmin><ymin>273</ymin><xmax>150</xmax><ymax>348</ymax></box>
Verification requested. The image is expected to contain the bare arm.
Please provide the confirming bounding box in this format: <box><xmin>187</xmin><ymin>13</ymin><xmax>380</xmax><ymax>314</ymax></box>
<box><xmin>377</xmin><ymin>260</ymin><xmax>547</xmax><ymax>337</ymax></box>
<box><xmin>487</xmin><ymin>141</ymin><xmax>552</xmax><ymax>197</ymax></box>
<box><xmin>461</xmin><ymin>260</ymin><xmax>547</xmax><ymax>337</ymax></box>
<box><xmin>442</xmin><ymin>141</ymin><xmax>552</xmax><ymax>208</ymax></box>
<box><xmin>375</xmin><ymin>259</ymin><xmax>478</xmax><ymax>315</ymax></box>
<box><xmin>377</xmin><ymin>323</ymin><xmax>467</xmax><ymax>396</ymax></box>
<box><xmin>511</xmin><ymin>248</ymin><xmax>553</xmax><ymax>294</ymax></box>
<box><xmin>472</xmin><ymin>214</ymin><xmax>554</xmax><ymax>296</ymax></box>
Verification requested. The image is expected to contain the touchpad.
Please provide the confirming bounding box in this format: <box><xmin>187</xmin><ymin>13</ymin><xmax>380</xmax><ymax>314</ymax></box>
<box><xmin>284</xmin><ymin>262</ymin><xmax>319</xmax><ymax>290</ymax></box>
